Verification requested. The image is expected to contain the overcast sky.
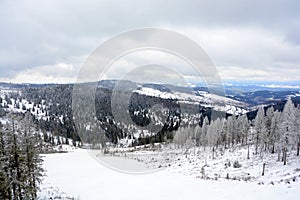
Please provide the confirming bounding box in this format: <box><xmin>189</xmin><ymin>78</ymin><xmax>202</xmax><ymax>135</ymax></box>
<box><xmin>0</xmin><ymin>0</ymin><xmax>299</xmax><ymax>84</ymax></box>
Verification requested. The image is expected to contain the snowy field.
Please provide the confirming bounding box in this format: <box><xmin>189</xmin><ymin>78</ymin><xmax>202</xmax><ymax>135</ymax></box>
<box><xmin>39</xmin><ymin>149</ymin><xmax>300</xmax><ymax>200</ymax></box>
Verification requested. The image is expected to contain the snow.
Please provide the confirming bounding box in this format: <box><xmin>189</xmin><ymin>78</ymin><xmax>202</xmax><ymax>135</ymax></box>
<box><xmin>0</xmin><ymin>117</ymin><xmax>9</xmax><ymax>124</ymax></box>
<box><xmin>263</xmin><ymin>84</ymin><xmax>300</xmax><ymax>89</ymax></box>
<box><xmin>134</xmin><ymin>86</ymin><xmax>249</xmax><ymax>115</ymax></box>
<box><xmin>135</xmin><ymin>87</ymin><xmax>176</xmax><ymax>99</ymax></box>
<box><xmin>52</xmin><ymin>144</ymin><xmax>77</xmax><ymax>152</ymax></box>
<box><xmin>1</xmin><ymin>96</ymin><xmax>49</xmax><ymax>120</ymax></box>
<box><xmin>40</xmin><ymin>149</ymin><xmax>300</xmax><ymax>200</ymax></box>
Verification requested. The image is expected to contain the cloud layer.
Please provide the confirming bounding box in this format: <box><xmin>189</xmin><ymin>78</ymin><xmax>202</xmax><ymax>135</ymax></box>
<box><xmin>0</xmin><ymin>0</ymin><xmax>299</xmax><ymax>83</ymax></box>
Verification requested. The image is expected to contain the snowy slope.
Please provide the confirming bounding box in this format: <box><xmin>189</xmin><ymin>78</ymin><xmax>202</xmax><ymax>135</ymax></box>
<box><xmin>39</xmin><ymin>149</ymin><xmax>300</xmax><ymax>200</ymax></box>
<box><xmin>134</xmin><ymin>86</ymin><xmax>249</xmax><ymax>115</ymax></box>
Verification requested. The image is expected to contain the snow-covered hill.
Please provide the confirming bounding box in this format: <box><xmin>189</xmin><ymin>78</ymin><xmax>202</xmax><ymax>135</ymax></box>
<box><xmin>39</xmin><ymin>148</ymin><xmax>300</xmax><ymax>200</ymax></box>
<box><xmin>1</xmin><ymin>81</ymin><xmax>300</xmax><ymax>148</ymax></box>
<box><xmin>134</xmin><ymin>86</ymin><xmax>248</xmax><ymax>115</ymax></box>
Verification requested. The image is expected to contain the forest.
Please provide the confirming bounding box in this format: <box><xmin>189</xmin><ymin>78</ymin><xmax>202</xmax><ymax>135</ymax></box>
<box><xmin>0</xmin><ymin>112</ymin><xmax>44</xmax><ymax>199</ymax></box>
<box><xmin>174</xmin><ymin>97</ymin><xmax>300</xmax><ymax>165</ymax></box>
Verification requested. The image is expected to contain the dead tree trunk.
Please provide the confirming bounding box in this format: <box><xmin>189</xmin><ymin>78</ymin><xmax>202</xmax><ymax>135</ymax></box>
<box><xmin>297</xmin><ymin>141</ymin><xmax>300</xmax><ymax>156</ymax></box>
<box><xmin>262</xmin><ymin>163</ymin><xmax>266</xmax><ymax>176</ymax></box>
<box><xmin>255</xmin><ymin>134</ymin><xmax>259</xmax><ymax>155</ymax></box>
<box><xmin>283</xmin><ymin>147</ymin><xmax>287</xmax><ymax>165</ymax></box>
<box><xmin>271</xmin><ymin>144</ymin><xmax>275</xmax><ymax>154</ymax></box>
<box><xmin>247</xmin><ymin>144</ymin><xmax>250</xmax><ymax>159</ymax></box>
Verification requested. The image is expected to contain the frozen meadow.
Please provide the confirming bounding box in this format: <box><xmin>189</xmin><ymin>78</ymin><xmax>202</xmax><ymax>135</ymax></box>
<box><xmin>39</xmin><ymin>148</ymin><xmax>300</xmax><ymax>200</ymax></box>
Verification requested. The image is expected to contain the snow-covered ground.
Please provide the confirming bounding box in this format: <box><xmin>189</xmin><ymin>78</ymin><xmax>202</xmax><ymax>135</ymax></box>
<box><xmin>134</xmin><ymin>86</ymin><xmax>249</xmax><ymax>115</ymax></box>
<box><xmin>39</xmin><ymin>149</ymin><xmax>300</xmax><ymax>200</ymax></box>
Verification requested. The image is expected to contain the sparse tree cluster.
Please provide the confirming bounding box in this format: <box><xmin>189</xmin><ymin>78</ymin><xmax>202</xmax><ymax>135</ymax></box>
<box><xmin>0</xmin><ymin>112</ymin><xmax>44</xmax><ymax>199</ymax></box>
<box><xmin>175</xmin><ymin>97</ymin><xmax>300</xmax><ymax>165</ymax></box>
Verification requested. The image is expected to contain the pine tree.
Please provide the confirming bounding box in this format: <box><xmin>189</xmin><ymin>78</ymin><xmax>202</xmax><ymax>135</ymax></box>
<box><xmin>10</xmin><ymin>122</ymin><xmax>24</xmax><ymax>199</ymax></box>
<box><xmin>207</xmin><ymin>118</ymin><xmax>222</xmax><ymax>158</ymax></box>
<box><xmin>296</xmin><ymin>105</ymin><xmax>300</xmax><ymax>156</ymax></box>
<box><xmin>65</xmin><ymin>138</ymin><xmax>69</xmax><ymax>145</ymax></box>
<box><xmin>21</xmin><ymin>112</ymin><xmax>44</xmax><ymax>199</ymax></box>
<box><xmin>57</xmin><ymin>135</ymin><xmax>62</xmax><ymax>145</ymax></box>
<box><xmin>254</xmin><ymin>106</ymin><xmax>266</xmax><ymax>155</ymax></box>
<box><xmin>280</xmin><ymin>97</ymin><xmax>297</xmax><ymax>164</ymax></box>
<box><xmin>0</xmin><ymin>112</ymin><xmax>44</xmax><ymax>199</ymax></box>
<box><xmin>221</xmin><ymin>119</ymin><xmax>229</xmax><ymax>149</ymax></box>
<box><xmin>240</xmin><ymin>114</ymin><xmax>250</xmax><ymax>146</ymax></box>
<box><xmin>194</xmin><ymin>125</ymin><xmax>202</xmax><ymax>147</ymax></box>
<box><xmin>227</xmin><ymin>116</ymin><xmax>235</xmax><ymax>148</ymax></box>
<box><xmin>0</xmin><ymin>130</ymin><xmax>12</xmax><ymax>199</ymax></box>
<box><xmin>270</xmin><ymin>111</ymin><xmax>282</xmax><ymax>159</ymax></box>
<box><xmin>201</xmin><ymin>117</ymin><xmax>209</xmax><ymax>150</ymax></box>
<box><xmin>265</xmin><ymin>107</ymin><xmax>275</xmax><ymax>153</ymax></box>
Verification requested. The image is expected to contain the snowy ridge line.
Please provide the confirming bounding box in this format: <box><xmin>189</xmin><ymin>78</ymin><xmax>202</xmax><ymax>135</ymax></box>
<box><xmin>134</xmin><ymin>86</ymin><xmax>249</xmax><ymax>115</ymax></box>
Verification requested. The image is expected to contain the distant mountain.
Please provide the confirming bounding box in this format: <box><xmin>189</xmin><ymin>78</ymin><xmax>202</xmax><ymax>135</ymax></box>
<box><xmin>224</xmin><ymin>83</ymin><xmax>300</xmax><ymax>94</ymax></box>
<box><xmin>0</xmin><ymin>82</ymin><xmax>57</xmax><ymax>89</ymax></box>
<box><xmin>227</xmin><ymin>90</ymin><xmax>300</xmax><ymax>106</ymax></box>
<box><xmin>1</xmin><ymin>80</ymin><xmax>299</xmax><ymax>146</ymax></box>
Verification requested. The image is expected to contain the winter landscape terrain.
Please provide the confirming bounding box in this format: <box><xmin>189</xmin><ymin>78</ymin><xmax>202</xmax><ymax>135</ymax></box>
<box><xmin>1</xmin><ymin>1</ymin><xmax>300</xmax><ymax>199</ymax></box>
<box><xmin>38</xmin><ymin>148</ymin><xmax>300</xmax><ymax>200</ymax></box>
<box><xmin>1</xmin><ymin>81</ymin><xmax>300</xmax><ymax>199</ymax></box>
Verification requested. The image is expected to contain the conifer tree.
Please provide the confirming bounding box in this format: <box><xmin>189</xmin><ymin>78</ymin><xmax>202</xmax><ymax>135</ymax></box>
<box><xmin>280</xmin><ymin>97</ymin><xmax>296</xmax><ymax>164</ymax></box>
<box><xmin>254</xmin><ymin>106</ymin><xmax>265</xmax><ymax>155</ymax></box>
<box><xmin>0</xmin><ymin>112</ymin><xmax>44</xmax><ymax>199</ymax></box>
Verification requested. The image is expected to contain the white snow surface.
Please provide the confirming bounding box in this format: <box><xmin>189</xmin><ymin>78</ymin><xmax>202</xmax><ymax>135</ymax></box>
<box><xmin>134</xmin><ymin>86</ymin><xmax>248</xmax><ymax>115</ymax></box>
<box><xmin>40</xmin><ymin>149</ymin><xmax>300</xmax><ymax>200</ymax></box>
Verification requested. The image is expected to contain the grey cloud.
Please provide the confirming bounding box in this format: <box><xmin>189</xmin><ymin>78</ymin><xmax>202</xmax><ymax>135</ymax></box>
<box><xmin>0</xmin><ymin>0</ymin><xmax>299</xmax><ymax>82</ymax></box>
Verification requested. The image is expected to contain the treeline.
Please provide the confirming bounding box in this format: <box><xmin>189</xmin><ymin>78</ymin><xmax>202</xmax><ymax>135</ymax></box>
<box><xmin>5</xmin><ymin>83</ymin><xmax>299</xmax><ymax>151</ymax></box>
<box><xmin>21</xmin><ymin>84</ymin><xmax>181</xmax><ymax>145</ymax></box>
<box><xmin>0</xmin><ymin>112</ymin><xmax>44</xmax><ymax>199</ymax></box>
<box><xmin>0</xmin><ymin>85</ymin><xmax>79</xmax><ymax>143</ymax></box>
<box><xmin>73</xmin><ymin>86</ymin><xmax>183</xmax><ymax>146</ymax></box>
<box><xmin>175</xmin><ymin>97</ymin><xmax>300</xmax><ymax>165</ymax></box>
<box><xmin>2</xmin><ymin>83</ymin><xmax>227</xmax><ymax>146</ymax></box>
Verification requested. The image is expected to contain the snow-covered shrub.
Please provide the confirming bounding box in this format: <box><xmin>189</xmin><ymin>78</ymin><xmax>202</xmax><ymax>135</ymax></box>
<box><xmin>224</xmin><ymin>160</ymin><xmax>231</xmax><ymax>168</ymax></box>
<box><xmin>233</xmin><ymin>160</ymin><xmax>241</xmax><ymax>168</ymax></box>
